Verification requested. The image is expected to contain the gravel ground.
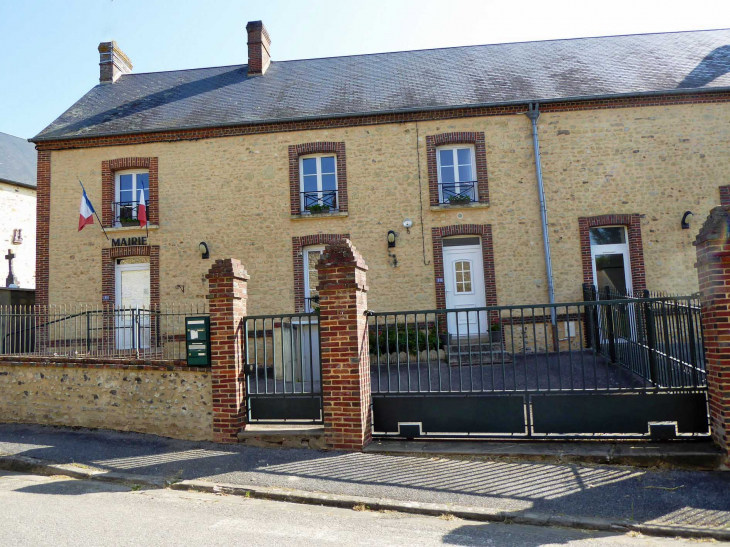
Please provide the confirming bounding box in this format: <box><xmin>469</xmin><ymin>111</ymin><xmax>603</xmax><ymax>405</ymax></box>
<box><xmin>0</xmin><ymin>423</ymin><xmax>727</xmax><ymax>530</ymax></box>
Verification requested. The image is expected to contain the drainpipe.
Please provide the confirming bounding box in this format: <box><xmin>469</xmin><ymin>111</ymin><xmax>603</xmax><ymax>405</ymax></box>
<box><xmin>526</xmin><ymin>103</ymin><xmax>559</xmax><ymax>348</ymax></box>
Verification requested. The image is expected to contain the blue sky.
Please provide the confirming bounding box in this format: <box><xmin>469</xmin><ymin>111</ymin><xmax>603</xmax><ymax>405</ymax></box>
<box><xmin>1</xmin><ymin>0</ymin><xmax>728</xmax><ymax>139</ymax></box>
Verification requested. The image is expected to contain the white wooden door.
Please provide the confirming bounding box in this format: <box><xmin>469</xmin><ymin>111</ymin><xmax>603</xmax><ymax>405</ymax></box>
<box><xmin>443</xmin><ymin>244</ymin><xmax>488</xmax><ymax>336</ymax></box>
<box><xmin>115</xmin><ymin>263</ymin><xmax>151</xmax><ymax>350</ymax></box>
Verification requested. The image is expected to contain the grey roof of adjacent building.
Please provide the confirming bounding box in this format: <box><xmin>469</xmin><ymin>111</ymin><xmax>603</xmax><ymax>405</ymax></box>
<box><xmin>0</xmin><ymin>132</ymin><xmax>37</xmax><ymax>188</ymax></box>
<box><xmin>32</xmin><ymin>29</ymin><xmax>730</xmax><ymax>142</ymax></box>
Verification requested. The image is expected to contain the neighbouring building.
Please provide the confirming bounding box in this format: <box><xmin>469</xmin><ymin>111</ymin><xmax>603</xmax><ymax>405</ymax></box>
<box><xmin>29</xmin><ymin>24</ymin><xmax>730</xmax><ymax>343</ymax></box>
<box><xmin>0</xmin><ymin>132</ymin><xmax>36</xmax><ymax>294</ymax></box>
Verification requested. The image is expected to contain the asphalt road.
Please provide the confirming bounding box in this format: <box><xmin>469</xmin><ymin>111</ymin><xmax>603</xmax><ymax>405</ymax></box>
<box><xmin>0</xmin><ymin>472</ymin><xmax>705</xmax><ymax>547</ymax></box>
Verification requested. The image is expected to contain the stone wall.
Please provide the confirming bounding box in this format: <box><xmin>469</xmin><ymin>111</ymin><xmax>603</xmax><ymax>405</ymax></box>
<box><xmin>44</xmin><ymin>102</ymin><xmax>730</xmax><ymax>312</ymax></box>
<box><xmin>0</xmin><ymin>181</ymin><xmax>35</xmax><ymax>289</ymax></box>
<box><xmin>0</xmin><ymin>359</ymin><xmax>212</xmax><ymax>441</ymax></box>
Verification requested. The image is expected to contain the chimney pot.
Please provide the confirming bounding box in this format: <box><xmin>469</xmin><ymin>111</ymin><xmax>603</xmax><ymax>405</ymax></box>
<box><xmin>98</xmin><ymin>41</ymin><xmax>133</xmax><ymax>84</ymax></box>
<box><xmin>246</xmin><ymin>20</ymin><xmax>271</xmax><ymax>76</ymax></box>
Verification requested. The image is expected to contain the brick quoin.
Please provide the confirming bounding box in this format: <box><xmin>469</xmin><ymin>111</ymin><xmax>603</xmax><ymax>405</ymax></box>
<box><xmin>720</xmin><ymin>185</ymin><xmax>730</xmax><ymax>207</ymax></box>
<box><xmin>426</xmin><ymin>132</ymin><xmax>489</xmax><ymax>206</ymax></box>
<box><xmin>578</xmin><ymin>214</ymin><xmax>646</xmax><ymax>292</ymax></box>
<box><xmin>316</xmin><ymin>239</ymin><xmax>372</xmax><ymax>450</ymax></box>
<box><xmin>292</xmin><ymin>233</ymin><xmax>349</xmax><ymax>312</ymax></box>
<box><xmin>101</xmin><ymin>157</ymin><xmax>159</xmax><ymax>227</ymax></box>
<box><xmin>288</xmin><ymin>142</ymin><xmax>348</xmax><ymax>215</ymax></box>
<box><xmin>694</xmin><ymin>206</ymin><xmax>730</xmax><ymax>461</ymax></box>
<box><xmin>206</xmin><ymin>258</ymin><xmax>249</xmax><ymax>443</ymax></box>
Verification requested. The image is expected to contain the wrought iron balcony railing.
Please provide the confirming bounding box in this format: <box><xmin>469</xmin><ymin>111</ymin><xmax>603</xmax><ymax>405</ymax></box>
<box><xmin>301</xmin><ymin>190</ymin><xmax>337</xmax><ymax>213</ymax></box>
<box><xmin>112</xmin><ymin>201</ymin><xmax>143</xmax><ymax>226</ymax></box>
<box><xmin>438</xmin><ymin>181</ymin><xmax>478</xmax><ymax>205</ymax></box>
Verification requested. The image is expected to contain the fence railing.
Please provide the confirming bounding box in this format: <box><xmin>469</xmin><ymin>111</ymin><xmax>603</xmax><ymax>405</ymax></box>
<box><xmin>301</xmin><ymin>190</ymin><xmax>337</xmax><ymax>213</ymax></box>
<box><xmin>0</xmin><ymin>303</ymin><xmax>208</xmax><ymax>360</ymax></box>
<box><xmin>438</xmin><ymin>181</ymin><xmax>477</xmax><ymax>204</ymax></box>
<box><xmin>367</xmin><ymin>293</ymin><xmax>706</xmax><ymax>394</ymax></box>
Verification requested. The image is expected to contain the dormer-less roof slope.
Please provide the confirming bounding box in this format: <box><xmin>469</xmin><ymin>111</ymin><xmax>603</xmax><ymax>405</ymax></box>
<box><xmin>32</xmin><ymin>29</ymin><xmax>730</xmax><ymax>142</ymax></box>
<box><xmin>0</xmin><ymin>132</ymin><xmax>37</xmax><ymax>188</ymax></box>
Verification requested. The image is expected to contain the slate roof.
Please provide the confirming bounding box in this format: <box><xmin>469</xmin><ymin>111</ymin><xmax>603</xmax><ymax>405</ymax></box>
<box><xmin>32</xmin><ymin>29</ymin><xmax>730</xmax><ymax>142</ymax></box>
<box><xmin>0</xmin><ymin>132</ymin><xmax>37</xmax><ymax>188</ymax></box>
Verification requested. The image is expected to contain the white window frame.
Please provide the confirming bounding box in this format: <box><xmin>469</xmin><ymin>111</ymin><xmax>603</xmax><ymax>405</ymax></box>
<box><xmin>299</xmin><ymin>154</ymin><xmax>338</xmax><ymax>213</ymax></box>
<box><xmin>303</xmin><ymin>245</ymin><xmax>326</xmax><ymax>312</ymax></box>
<box><xmin>114</xmin><ymin>169</ymin><xmax>150</xmax><ymax>225</ymax></box>
<box><xmin>436</xmin><ymin>145</ymin><xmax>477</xmax><ymax>203</ymax></box>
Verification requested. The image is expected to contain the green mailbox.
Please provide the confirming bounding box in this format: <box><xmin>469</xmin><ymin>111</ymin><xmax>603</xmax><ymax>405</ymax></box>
<box><xmin>185</xmin><ymin>316</ymin><xmax>211</xmax><ymax>366</ymax></box>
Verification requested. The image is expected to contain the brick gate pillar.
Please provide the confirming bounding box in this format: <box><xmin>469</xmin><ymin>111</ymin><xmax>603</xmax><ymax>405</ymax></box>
<box><xmin>694</xmin><ymin>206</ymin><xmax>730</xmax><ymax>460</ymax></box>
<box><xmin>206</xmin><ymin>258</ymin><xmax>249</xmax><ymax>443</ymax></box>
<box><xmin>316</xmin><ymin>239</ymin><xmax>372</xmax><ymax>450</ymax></box>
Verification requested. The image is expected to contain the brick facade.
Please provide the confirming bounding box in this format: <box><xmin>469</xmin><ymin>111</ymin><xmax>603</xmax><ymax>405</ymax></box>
<box><xmin>101</xmin><ymin>157</ymin><xmax>159</xmax><ymax>227</ymax></box>
<box><xmin>426</xmin><ymin>132</ymin><xmax>489</xmax><ymax>206</ymax></box>
<box><xmin>431</xmin><ymin>224</ymin><xmax>498</xmax><ymax>311</ymax></box>
<box><xmin>316</xmin><ymin>239</ymin><xmax>371</xmax><ymax>450</ymax></box>
<box><xmin>694</xmin><ymin>206</ymin><xmax>730</xmax><ymax>459</ymax></box>
<box><xmin>292</xmin><ymin>233</ymin><xmax>349</xmax><ymax>312</ymax></box>
<box><xmin>288</xmin><ymin>142</ymin><xmax>348</xmax><ymax>215</ymax></box>
<box><xmin>578</xmin><ymin>214</ymin><xmax>646</xmax><ymax>292</ymax></box>
<box><xmin>206</xmin><ymin>258</ymin><xmax>249</xmax><ymax>443</ymax></box>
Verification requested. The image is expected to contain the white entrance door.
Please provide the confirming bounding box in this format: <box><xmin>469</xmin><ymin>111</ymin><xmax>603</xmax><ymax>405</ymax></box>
<box><xmin>115</xmin><ymin>263</ymin><xmax>151</xmax><ymax>350</ymax></box>
<box><xmin>589</xmin><ymin>227</ymin><xmax>633</xmax><ymax>296</ymax></box>
<box><xmin>443</xmin><ymin>241</ymin><xmax>488</xmax><ymax>336</ymax></box>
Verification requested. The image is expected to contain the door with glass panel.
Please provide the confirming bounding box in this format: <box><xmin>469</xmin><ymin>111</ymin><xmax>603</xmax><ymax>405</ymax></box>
<box><xmin>115</xmin><ymin>263</ymin><xmax>151</xmax><ymax>351</ymax></box>
<box><xmin>437</xmin><ymin>146</ymin><xmax>477</xmax><ymax>204</ymax></box>
<box><xmin>300</xmin><ymin>156</ymin><xmax>337</xmax><ymax>213</ymax></box>
<box><xmin>443</xmin><ymin>238</ymin><xmax>488</xmax><ymax>336</ymax></box>
<box><xmin>293</xmin><ymin>246</ymin><xmax>322</xmax><ymax>385</ymax></box>
<box><xmin>590</xmin><ymin>226</ymin><xmax>634</xmax><ymax>340</ymax></box>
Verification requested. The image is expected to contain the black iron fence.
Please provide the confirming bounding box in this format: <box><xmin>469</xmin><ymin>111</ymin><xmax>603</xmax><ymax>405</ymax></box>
<box><xmin>301</xmin><ymin>190</ymin><xmax>337</xmax><ymax>213</ymax></box>
<box><xmin>0</xmin><ymin>303</ymin><xmax>207</xmax><ymax>360</ymax></box>
<box><xmin>243</xmin><ymin>311</ymin><xmax>322</xmax><ymax>423</ymax></box>
<box><xmin>438</xmin><ymin>181</ymin><xmax>477</xmax><ymax>204</ymax></box>
<box><xmin>367</xmin><ymin>294</ymin><xmax>708</xmax><ymax>438</ymax></box>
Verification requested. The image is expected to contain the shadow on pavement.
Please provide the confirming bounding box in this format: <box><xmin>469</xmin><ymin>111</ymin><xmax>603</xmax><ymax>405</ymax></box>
<box><xmin>0</xmin><ymin>423</ymin><xmax>728</xmax><ymax>531</ymax></box>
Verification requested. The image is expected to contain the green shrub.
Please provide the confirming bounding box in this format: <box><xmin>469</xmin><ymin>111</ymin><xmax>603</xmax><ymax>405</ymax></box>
<box><xmin>369</xmin><ymin>325</ymin><xmax>442</xmax><ymax>355</ymax></box>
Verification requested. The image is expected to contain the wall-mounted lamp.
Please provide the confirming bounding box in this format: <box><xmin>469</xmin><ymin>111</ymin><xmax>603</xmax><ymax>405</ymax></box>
<box><xmin>387</xmin><ymin>230</ymin><xmax>396</xmax><ymax>248</ymax></box>
<box><xmin>199</xmin><ymin>241</ymin><xmax>210</xmax><ymax>259</ymax></box>
<box><xmin>681</xmin><ymin>211</ymin><xmax>693</xmax><ymax>230</ymax></box>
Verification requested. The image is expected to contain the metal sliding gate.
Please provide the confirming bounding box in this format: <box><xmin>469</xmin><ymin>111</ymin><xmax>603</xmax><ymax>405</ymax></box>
<box><xmin>369</xmin><ymin>291</ymin><xmax>709</xmax><ymax>439</ymax></box>
<box><xmin>244</xmin><ymin>312</ymin><xmax>323</xmax><ymax>423</ymax></box>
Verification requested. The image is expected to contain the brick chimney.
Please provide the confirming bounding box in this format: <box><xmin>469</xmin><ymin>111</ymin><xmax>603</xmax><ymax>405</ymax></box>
<box><xmin>98</xmin><ymin>41</ymin><xmax>133</xmax><ymax>84</ymax></box>
<box><xmin>246</xmin><ymin>21</ymin><xmax>271</xmax><ymax>76</ymax></box>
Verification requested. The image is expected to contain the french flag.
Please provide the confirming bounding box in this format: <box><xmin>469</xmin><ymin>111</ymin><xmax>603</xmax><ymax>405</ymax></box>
<box><xmin>78</xmin><ymin>188</ymin><xmax>95</xmax><ymax>231</ymax></box>
<box><xmin>137</xmin><ymin>189</ymin><xmax>147</xmax><ymax>228</ymax></box>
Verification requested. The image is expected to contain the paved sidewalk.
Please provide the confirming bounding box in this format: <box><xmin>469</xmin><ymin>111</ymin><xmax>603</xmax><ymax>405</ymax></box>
<box><xmin>0</xmin><ymin>424</ymin><xmax>728</xmax><ymax>534</ymax></box>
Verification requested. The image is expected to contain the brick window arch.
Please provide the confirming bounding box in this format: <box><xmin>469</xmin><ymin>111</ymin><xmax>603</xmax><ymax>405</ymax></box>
<box><xmin>102</xmin><ymin>157</ymin><xmax>159</xmax><ymax>227</ymax></box>
<box><xmin>292</xmin><ymin>233</ymin><xmax>349</xmax><ymax>312</ymax></box>
<box><xmin>431</xmin><ymin>224</ymin><xmax>497</xmax><ymax>311</ymax></box>
<box><xmin>288</xmin><ymin>142</ymin><xmax>348</xmax><ymax>215</ymax></box>
<box><xmin>578</xmin><ymin>214</ymin><xmax>646</xmax><ymax>292</ymax></box>
<box><xmin>426</xmin><ymin>132</ymin><xmax>489</xmax><ymax>206</ymax></box>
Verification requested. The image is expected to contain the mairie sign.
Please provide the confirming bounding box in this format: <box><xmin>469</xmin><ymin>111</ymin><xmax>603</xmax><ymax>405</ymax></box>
<box><xmin>111</xmin><ymin>236</ymin><xmax>148</xmax><ymax>247</ymax></box>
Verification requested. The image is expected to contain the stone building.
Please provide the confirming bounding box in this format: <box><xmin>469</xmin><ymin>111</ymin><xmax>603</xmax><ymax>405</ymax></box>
<box><xmin>0</xmin><ymin>132</ymin><xmax>36</xmax><ymax>292</ymax></box>
<box><xmin>29</xmin><ymin>24</ymin><xmax>730</xmax><ymax>337</ymax></box>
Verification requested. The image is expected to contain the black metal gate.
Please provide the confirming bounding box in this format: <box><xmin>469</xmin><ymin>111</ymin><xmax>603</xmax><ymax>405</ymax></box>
<box><xmin>368</xmin><ymin>289</ymin><xmax>709</xmax><ymax>439</ymax></box>
<box><xmin>244</xmin><ymin>312</ymin><xmax>323</xmax><ymax>423</ymax></box>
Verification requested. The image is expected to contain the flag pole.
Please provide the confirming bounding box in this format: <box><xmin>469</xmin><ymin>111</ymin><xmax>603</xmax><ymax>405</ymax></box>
<box><xmin>78</xmin><ymin>179</ymin><xmax>109</xmax><ymax>240</ymax></box>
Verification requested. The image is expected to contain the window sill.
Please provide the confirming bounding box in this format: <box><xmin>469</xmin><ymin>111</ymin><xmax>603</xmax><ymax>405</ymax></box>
<box><xmin>430</xmin><ymin>202</ymin><xmax>490</xmax><ymax>212</ymax></box>
<box><xmin>106</xmin><ymin>224</ymin><xmax>160</xmax><ymax>233</ymax></box>
<box><xmin>290</xmin><ymin>211</ymin><xmax>348</xmax><ymax>221</ymax></box>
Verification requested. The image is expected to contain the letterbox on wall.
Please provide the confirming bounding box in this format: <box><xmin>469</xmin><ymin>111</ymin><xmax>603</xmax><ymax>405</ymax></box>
<box><xmin>185</xmin><ymin>316</ymin><xmax>211</xmax><ymax>366</ymax></box>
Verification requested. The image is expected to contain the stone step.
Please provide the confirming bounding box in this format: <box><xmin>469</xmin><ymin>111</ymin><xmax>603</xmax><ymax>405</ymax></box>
<box><xmin>448</xmin><ymin>351</ymin><xmax>513</xmax><ymax>365</ymax></box>
<box><xmin>237</xmin><ymin>424</ymin><xmax>325</xmax><ymax>449</ymax></box>
<box><xmin>447</xmin><ymin>343</ymin><xmax>503</xmax><ymax>353</ymax></box>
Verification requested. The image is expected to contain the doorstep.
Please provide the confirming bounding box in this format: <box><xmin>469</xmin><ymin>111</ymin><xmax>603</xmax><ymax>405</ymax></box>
<box><xmin>238</xmin><ymin>424</ymin><xmax>326</xmax><ymax>450</ymax></box>
<box><xmin>364</xmin><ymin>440</ymin><xmax>725</xmax><ymax>470</ymax></box>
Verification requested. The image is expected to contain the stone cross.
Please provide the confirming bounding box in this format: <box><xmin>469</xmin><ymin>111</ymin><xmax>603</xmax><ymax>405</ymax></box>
<box><xmin>5</xmin><ymin>249</ymin><xmax>17</xmax><ymax>288</ymax></box>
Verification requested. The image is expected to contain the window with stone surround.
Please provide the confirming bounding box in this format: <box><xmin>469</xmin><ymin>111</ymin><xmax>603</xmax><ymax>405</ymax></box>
<box><xmin>289</xmin><ymin>143</ymin><xmax>347</xmax><ymax>215</ymax></box>
<box><xmin>102</xmin><ymin>157</ymin><xmax>158</xmax><ymax>228</ymax></box>
<box><xmin>426</xmin><ymin>132</ymin><xmax>489</xmax><ymax>207</ymax></box>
